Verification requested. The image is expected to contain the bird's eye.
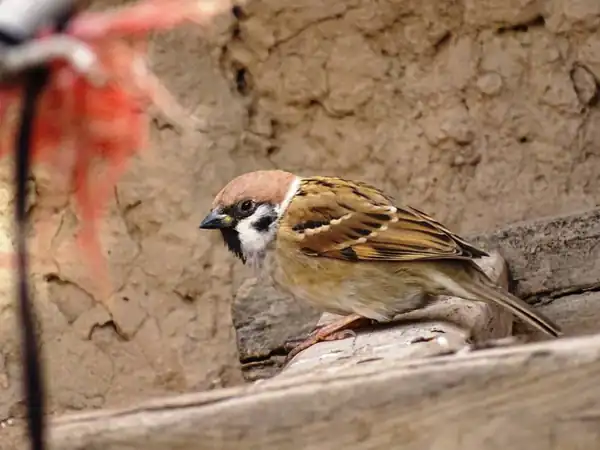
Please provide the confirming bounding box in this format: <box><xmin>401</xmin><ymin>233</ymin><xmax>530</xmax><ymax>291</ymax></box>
<box><xmin>237</xmin><ymin>199</ymin><xmax>256</xmax><ymax>216</ymax></box>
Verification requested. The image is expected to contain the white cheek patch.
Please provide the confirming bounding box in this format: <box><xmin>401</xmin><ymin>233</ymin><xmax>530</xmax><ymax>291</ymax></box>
<box><xmin>236</xmin><ymin>218</ymin><xmax>270</xmax><ymax>255</ymax></box>
<box><xmin>235</xmin><ymin>204</ymin><xmax>278</xmax><ymax>264</ymax></box>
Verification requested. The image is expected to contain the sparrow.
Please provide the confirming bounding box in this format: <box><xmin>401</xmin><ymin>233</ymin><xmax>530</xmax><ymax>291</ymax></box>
<box><xmin>199</xmin><ymin>170</ymin><xmax>562</xmax><ymax>361</ymax></box>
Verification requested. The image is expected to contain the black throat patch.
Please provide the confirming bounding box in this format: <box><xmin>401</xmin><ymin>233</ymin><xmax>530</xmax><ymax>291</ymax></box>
<box><xmin>220</xmin><ymin>228</ymin><xmax>245</xmax><ymax>263</ymax></box>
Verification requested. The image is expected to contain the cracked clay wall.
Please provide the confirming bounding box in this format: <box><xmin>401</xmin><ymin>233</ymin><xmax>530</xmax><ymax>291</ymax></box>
<box><xmin>1</xmin><ymin>0</ymin><xmax>600</xmax><ymax>427</ymax></box>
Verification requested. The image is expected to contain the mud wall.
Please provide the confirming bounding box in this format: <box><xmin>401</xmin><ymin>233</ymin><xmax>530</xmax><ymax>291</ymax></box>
<box><xmin>0</xmin><ymin>0</ymin><xmax>598</xmax><ymax>425</ymax></box>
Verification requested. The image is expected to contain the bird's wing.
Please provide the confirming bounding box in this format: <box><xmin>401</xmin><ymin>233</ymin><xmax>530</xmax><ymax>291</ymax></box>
<box><xmin>278</xmin><ymin>176</ymin><xmax>488</xmax><ymax>262</ymax></box>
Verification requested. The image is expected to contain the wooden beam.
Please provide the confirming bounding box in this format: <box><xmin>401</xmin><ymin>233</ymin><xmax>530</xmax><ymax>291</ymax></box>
<box><xmin>48</xmin><ymin>251</ymin><xmax>594</xmax><ymax>449</ymax></box>
<box><xmin>49</xmin><ymin>332</ymin><xmax>600</xmax><ymax>449</ymax></box>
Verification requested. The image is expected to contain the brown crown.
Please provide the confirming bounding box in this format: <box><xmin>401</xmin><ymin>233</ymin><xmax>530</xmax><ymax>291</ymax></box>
<box><xmin>212</xmin><ymin>170</ymin><xmax>297</xmax><ymax>208</ymax></box>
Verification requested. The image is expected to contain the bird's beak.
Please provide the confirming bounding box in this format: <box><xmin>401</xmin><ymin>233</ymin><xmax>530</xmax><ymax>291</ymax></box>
<box><xmin>199</xmin><ymin>209</ymin><xmax>233</xmax><ymax>230</ymax></box>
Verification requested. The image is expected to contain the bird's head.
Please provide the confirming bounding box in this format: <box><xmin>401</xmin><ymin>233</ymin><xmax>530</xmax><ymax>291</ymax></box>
<box><xmin>199</xmin><ymin>170</ymin><xmax>300</xmax><ymax>267</ymax></box>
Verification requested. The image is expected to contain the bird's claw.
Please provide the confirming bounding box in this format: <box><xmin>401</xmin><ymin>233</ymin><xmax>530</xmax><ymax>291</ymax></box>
<box><xmin>322</xmin><ymin>329</ymin><xmax>357</xmax><ymax>341</ymax></box>
<box><xmin>284</xmin><ymin>328</ymin><xmax>358</xmax><ymax>363</ymax></box>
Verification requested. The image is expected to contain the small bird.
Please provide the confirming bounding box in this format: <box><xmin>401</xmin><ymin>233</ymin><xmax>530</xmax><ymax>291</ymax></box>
<box><xmin>199</xmin><ymin>170</ymin><xmax>562</xmax><ymax>361</ymax></box>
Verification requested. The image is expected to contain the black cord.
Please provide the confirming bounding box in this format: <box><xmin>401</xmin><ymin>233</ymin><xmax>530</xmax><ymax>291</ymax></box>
<box><xmin>9</xmin><ymin>8</ymin><xmax>75</xmax><ymax>450</ymax></box>
<box><xmin>0</xmin><ymin>30</ymin><xmax>21</xmax><ymax>46</ymax></box>
<box><xmin>15</xmin><ymin>66</ymin><xmax>50</xmax><ymax>450</ymax></box>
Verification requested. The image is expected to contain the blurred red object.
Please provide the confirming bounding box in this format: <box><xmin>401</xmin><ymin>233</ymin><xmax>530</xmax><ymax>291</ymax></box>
<box><xmin>0</xmin><ymin>0</ymin><xmax>232</xmax><ymax>286</ymax></box>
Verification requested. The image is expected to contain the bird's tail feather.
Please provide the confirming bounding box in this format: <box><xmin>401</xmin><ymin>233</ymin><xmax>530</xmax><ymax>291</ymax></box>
<box><xmin>464</xmin><ymin>277</ymin><xmax>561</xmax><ymax>337</ymax></box>
<box><xmin>434</xmin><ymin>262</ymin><xmax>562</xmax><ymax>337</ymax></box>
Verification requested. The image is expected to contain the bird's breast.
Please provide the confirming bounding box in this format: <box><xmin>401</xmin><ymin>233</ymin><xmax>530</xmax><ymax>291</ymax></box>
<box><xmin>269</xmin><ymin>242</ymin><xmax>430</xmax><ymax>320</ymax></box>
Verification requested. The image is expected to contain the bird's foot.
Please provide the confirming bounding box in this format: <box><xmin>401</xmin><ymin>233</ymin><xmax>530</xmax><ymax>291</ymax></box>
<box><xmin>284</xmin><ymin>330</ymin><xmax>357</xmax><ymax>363</ymax></box>
<box><xmin>284</xmin><ymin>314</ymin><xmax>368</xmax><ymax>363</ymax></box>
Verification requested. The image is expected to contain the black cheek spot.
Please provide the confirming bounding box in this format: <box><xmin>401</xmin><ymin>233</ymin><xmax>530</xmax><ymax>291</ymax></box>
<box><xmin>254</xmin><ymin>215</ymin><xmax>275</xmax><ymax>232</ymax></box>
<box><xmin>365</xmin><ymin>213</ymin><xmax>391</xmax><ymax>221</ymax></box>
<box><xmin>340</xmin><ymin>246</ymin><xmax>359</xmax><ymax>261</ymax></box>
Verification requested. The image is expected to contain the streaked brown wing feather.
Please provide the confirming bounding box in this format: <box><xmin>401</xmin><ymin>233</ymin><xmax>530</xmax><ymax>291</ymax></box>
<box><xmin>279</xmin><ymin>176</ymin><xmax>488</xmax><ymax>262</ymax></box>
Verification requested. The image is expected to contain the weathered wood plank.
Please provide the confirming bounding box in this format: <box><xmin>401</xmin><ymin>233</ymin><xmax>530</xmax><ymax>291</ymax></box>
<box><xmin>472</xmin><ymin>207</ymin><xmax>600</xmax><ymax>299</ymax></box>
<box><xmin>49</xmin><ymin>333</ymin><xmax>600</xmax><ymax>450</ymax></box>
<box><xmin>519</xmin><ymin>290</ymin><xmax>600</xmax><ymax>339</ymax></box>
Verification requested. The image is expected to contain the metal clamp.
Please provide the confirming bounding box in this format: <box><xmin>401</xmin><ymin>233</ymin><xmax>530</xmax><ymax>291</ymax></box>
<box><xmin>0</xmin><ymin>0</ymin><xmax>76</xmax><ymax>40</ymax></box>
<box><xmin>0</xmin><ymin>35</ymin><xmax>100</xmax><ymax>84</ymax></box>
<box><xmin>0</xmin><ymin>0</ymin><xmax>96</xmax><ymax>83</ymax></box>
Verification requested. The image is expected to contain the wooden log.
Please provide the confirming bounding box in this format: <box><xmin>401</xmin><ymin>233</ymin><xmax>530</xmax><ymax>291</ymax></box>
<box><xmin>48</xmin><ymin>250</ymin><xmax>595</xmax><ymax>449</ymax></box>
<box><xmin>49</xmin><ymin>332</ymin><xmax>600</xmax><ymax>450</ymax></box>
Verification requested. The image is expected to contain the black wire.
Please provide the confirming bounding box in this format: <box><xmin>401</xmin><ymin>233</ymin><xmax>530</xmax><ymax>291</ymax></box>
<box><xmin>15</xmin><ymin>66</ymin><xmax>50</xmax><ymax>450</ymax></box>
<box><xmin>10</xmin><ymin>8</ymin><xmax>75</xmax><ymax>450</ymax></box>
<box><xmin>0</xmin><ymin>31</ymin><xmax>21</xmax><ymax>46</ymax></box>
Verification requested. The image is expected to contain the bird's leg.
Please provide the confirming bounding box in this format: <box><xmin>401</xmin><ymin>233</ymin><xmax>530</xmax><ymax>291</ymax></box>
<box><xmin>285</xmin><ymin>313</ymin><xmax>370</xmax><ymax>363</ymax></box>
